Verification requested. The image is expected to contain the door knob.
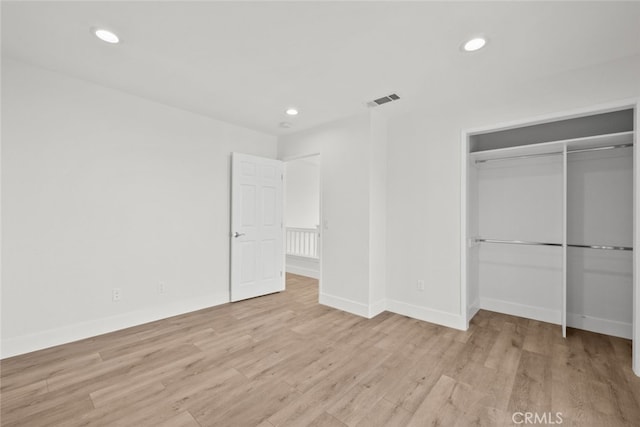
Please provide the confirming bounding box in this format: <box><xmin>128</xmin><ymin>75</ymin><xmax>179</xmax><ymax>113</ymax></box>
<box><xmin>233</xmin><ymin>232</ymin><xmax>245</xmax><ymax>238</ymax></box>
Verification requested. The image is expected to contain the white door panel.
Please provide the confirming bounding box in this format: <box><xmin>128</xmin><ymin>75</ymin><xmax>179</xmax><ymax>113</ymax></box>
<box><xmin>231</xmin><ymin>153</ymin><xmax>284</xmax><ymax>302</ymax></box>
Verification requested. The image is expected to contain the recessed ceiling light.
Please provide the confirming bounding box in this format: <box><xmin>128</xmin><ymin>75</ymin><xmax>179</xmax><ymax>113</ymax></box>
<box><xmin>463</xmin><ymin>37</ymin><xmax>486</xmax><ymax>52</ymax></box>
<box><xmin>94</xmin><ymin>28</ymin><xmax>120</xmax><ymax>44</ymax></box>
<box><xmin>285</xmin><ymin>108</ymin><xmax>299</xmax><ymax>116</ymax></box>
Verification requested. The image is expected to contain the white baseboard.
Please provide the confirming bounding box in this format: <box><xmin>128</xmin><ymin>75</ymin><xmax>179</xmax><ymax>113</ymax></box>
<box><xmin>286</xmin><ymin>255</ymin><xmax>320</xmax><ymax>279</ymax></box>
<box><xmin>285</xmin><ymin>265</ymin><xmax>320</xmax><ymax>279</ymax></box>
<box><xmin>1</xmin><ymin>293</ymin><xmax>230</xmax><ymax>359</ymax></box>
<box><xmin>566</xmin><ymin>312</ymin><xmax>632</xmax><ymax>339</ymax></box>
<box><xmin>319</xmin><ymin>292</ymin><xmax>370</xmax><ymax>318</ymax></box>
<box><xmin>479</xmin><ymin>297</ymin><xmax>561</xmax><ymax>325</ymax></box>
<box><xmin>386</xmin><ymin>299</ymin><xmax>467</xmax><ymax>331</ymax></box>
<box><xmin>467</xmin><ymin>299</ymin><xmax>480</xmax><ymax>322</ymax></box>
<box><xmin>369</xmin><ymin>299</ymin><xmax>387</xmax><ymax>318</ymax></box>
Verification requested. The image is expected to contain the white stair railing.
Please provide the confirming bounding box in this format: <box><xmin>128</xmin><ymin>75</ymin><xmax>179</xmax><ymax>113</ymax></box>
<box><xmin>286</xmin><ymin>227</ymin><xmax>320</xmax><ymax>259</ymax></box>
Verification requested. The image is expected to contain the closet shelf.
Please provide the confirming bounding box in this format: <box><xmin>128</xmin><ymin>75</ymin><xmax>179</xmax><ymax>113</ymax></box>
<box><xmin>471</xmin><ymin>131</ymin><xmax>634</xmax><ymax>164</ymax></box>
<box><xmin>476</xmin><ymin>238</ymin><xmax>633</xmax><ymax>251</ymax></box>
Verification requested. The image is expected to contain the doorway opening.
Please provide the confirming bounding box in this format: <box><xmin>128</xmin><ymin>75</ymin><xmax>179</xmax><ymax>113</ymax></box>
<box><xmin>284</xmin><ymin>155</ymin><xmax>320</xmax><ymax>280</ymax></box>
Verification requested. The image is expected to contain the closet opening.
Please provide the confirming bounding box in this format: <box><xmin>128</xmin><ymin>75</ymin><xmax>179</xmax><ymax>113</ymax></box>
<box><xmin>463</xmin><ymin>102</ymin><xmax>639</xmax><ymax>375</ymax></box>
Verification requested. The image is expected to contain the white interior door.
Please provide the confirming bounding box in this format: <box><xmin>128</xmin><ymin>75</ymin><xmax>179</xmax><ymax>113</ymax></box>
<box><xmin>230</xmin><ymin>153</ymin><xmax>284</xmax><ymax>302</ymax></box>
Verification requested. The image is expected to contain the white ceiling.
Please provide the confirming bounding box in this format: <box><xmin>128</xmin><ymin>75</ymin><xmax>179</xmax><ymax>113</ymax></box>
<box><xmin>3</xmin><ymin>1</ymin><xmax>640</xmax><ymax>136</ymax></box>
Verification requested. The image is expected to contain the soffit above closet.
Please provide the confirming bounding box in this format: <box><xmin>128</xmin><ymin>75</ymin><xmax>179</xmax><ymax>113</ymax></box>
<box><xmin>2</xmin><ymin>2</ymin><xmax>640</xmax><ymax>135</ymax></box>
<box><xmin>470</xmin><ymin>109</ymin><xmax>634</xmax><ymax>153</ymax></box>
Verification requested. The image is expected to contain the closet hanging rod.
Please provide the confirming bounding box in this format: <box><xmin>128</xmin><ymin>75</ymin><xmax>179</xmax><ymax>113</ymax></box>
<box><xmin>568</xmin><ymin>143</ymin><xmax>633</xmax><ymax>155</ymax></box>
<box><xmin>475</xmin><ymin>239</ymin><xmax>633</xmax><ymax>251</ymax></box>
<box><xmin>475</xmin><ymin>238</ymin><xmax>562</xmax><ymax>247</ymax></box>
<box><xmin>475</xmin><ymin>151</ymin><xmax>561</xmax><ymax>164</ymax></box>
<box><xmin>474</xmin><ymin>142</ymin><xmax>633</xmax><ymax>164</ymax></box>
<box><xmin>568</xmin><ymin>243</ymin><xmax>633</xmax><ymax>252</ymax></box>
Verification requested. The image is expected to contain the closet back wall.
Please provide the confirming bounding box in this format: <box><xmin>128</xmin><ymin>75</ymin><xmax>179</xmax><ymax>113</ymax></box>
<box><xmin>475</xmin><ymin>156</ymin><xmax>564</xmax><ymax>322</ymax></box>
<box><xmin>1</xmin><ymin>59</ymin><xmax>277</xmax><ymax>358</ymax></box>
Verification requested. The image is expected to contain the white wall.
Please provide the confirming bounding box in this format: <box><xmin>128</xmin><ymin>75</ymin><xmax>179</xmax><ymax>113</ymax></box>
<box><xmin>368</xmin><ymin>111</ymin><xmax>387</xmax><ymax>315</ymax></box>
<box><xmin>386</xmin><ymin>54</ymin><xmax>640</xmax><ymax>330</ymax></box>
<box><xmin>385</xmin><ymin>107</ymin><xmax>468</xmax><ymax>328</ymax></box>
<box><xmin>285</xmin><ymin>159</ymin><xmax>319</xmax><ymax>229</ymax></box>
<box><xmin>1</xmin><ymin>58</ymin><xmax>277</xmax><ymax>358</ymax></box>
<box><xmin>279</xmin><ymin>114</ymin><xmax>373</xmax><ymax>315</ymax></box>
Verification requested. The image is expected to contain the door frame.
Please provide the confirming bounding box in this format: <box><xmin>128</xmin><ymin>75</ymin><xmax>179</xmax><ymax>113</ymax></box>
<box><xmin>460</xmin><ymin>97</ymin><xmax>640</xmax><ymax>376</ymax></box>
<box><xmin>281</xmin><ymin>153</ymin><xmax>323</xmax><ymax>299</ymax></box>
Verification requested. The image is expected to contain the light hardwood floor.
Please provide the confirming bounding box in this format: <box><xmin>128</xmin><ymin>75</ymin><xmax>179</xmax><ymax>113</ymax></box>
<box><xmin>2</xmin><ymin>274</ymin><xmax>639</xmax><ymax>426</ymax></box>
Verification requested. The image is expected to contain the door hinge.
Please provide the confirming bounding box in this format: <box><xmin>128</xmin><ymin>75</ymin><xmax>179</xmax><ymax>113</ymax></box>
<box><xmin>281</xmin><ymin>174</ymin><xmax>283</xmax><ymax>180</ymax></box>
<box><xmin>280</xmin><ymin>271</ymin><xmax>283</xmax><ymax>277</ymax></box>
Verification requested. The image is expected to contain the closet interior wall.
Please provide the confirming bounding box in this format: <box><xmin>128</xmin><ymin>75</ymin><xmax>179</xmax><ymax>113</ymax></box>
<box><xmin>467</xmin><ymin>108</ymin><xmax>635</xmax><ymax>344</ymax></box>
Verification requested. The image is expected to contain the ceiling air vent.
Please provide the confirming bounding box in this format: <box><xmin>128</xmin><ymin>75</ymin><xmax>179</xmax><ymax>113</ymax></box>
<box><xmin>366</xmin><ymin>93</ymin><xmax>401</xmax><ymax>108</ymax></box>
